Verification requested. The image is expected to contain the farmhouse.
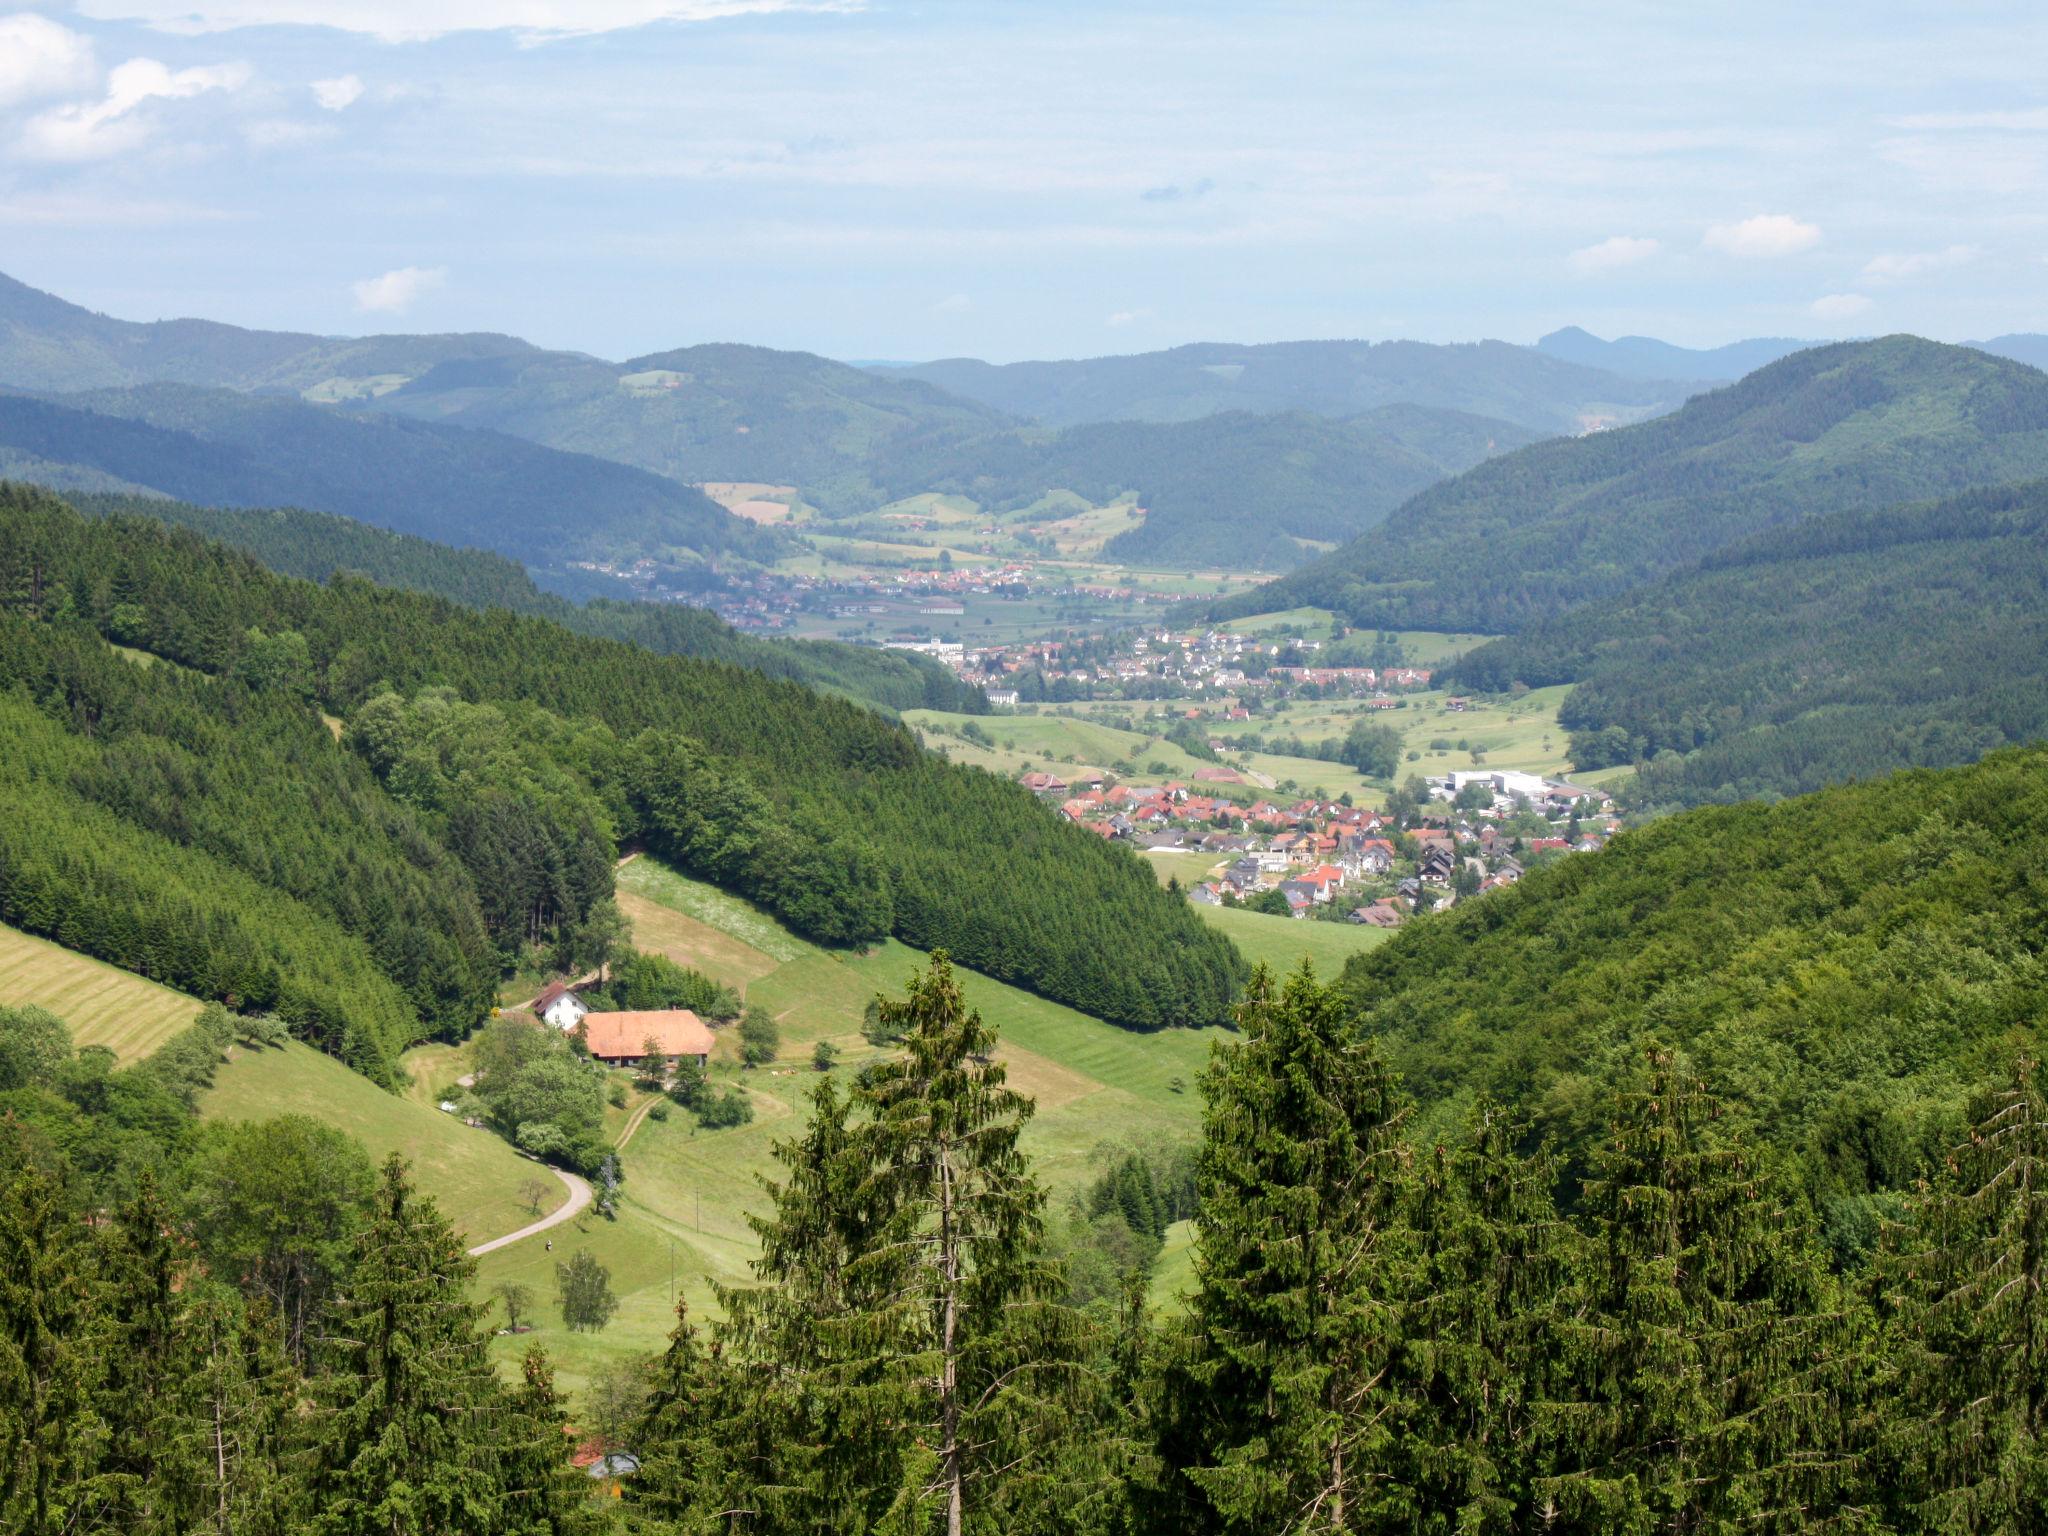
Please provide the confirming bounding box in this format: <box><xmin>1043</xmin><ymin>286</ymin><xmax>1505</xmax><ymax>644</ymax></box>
<box><xmin>581</xmin><ymin>1009</ymin><xmax>714</xmax><ymax>1068</ymax></box>
<box><xmin>535</xmin><ymin>982</ymin><xmax>588</xmax><ymax>1032</ymax></box>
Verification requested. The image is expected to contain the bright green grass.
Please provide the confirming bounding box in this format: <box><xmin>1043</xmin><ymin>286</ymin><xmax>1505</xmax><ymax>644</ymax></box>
<box><xmin>1148</xmin><ymin>1219</ymin><xmax>1198</xmax><ymax>1313</ymax></box>
<box><xmin>1194</xmin><ymin>903</ymin><xmax>1392</xmax><ymax>976</ymax></box>
<box><xmin>0</xmin><ymin>921</ymin><xmax>202</xmax><ymax>1063</ymax></box>
<box><xmin>200</xmin><ymin>1040</ymin><xmax>565</xmax><ymax>1242</ymax></box>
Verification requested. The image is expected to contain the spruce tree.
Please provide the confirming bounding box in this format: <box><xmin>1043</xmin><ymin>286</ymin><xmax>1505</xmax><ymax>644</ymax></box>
<box><xmin>1179</xmin><ymin>963</ymin><xmax>1413</xmax><ymax>1535</ymax></box>
<box><xmin>77</xmin><ymin>1172</ymin><xmax>210</xmax><ymax>1535</ymax></box>
<box><xmin>1391</xmin><ymin>1101</ymin><xmax>1569</xmax><ymax>1532</ymax></box>
<box><xmin>0</xmin><ymin>1126</ymin><xmax>107</xmax><ymax>1536</ymax></box>
<box><xmin>501</xmin><ymin>1344</ymin><xmax>603</xmax><ymax>1536</ymax></box>
<box><xmin>190</xmin><ymin>1291</ymin><xmax>304</xmax><ymax>1536</ymax></box>
<box><xmin>1540</xmin><ymin>1048</ymin><xmax>1861</xmax><ymax>1533</ymax></box>
<box><xmin>1886</xmin><ymin>1056</ymin><xmax>2048</xmax><ymax>1532</ymax></box>
<box><xmin>628</xmin><ymin>1302</ymin><xmax>734</xmax><ymax>1532</ymax></box>
<box><xmin>861</xmin><ymin>950</ymin><xmax>1071</xmax><ymax>1536</ymax></box>
<box><xmin>304</xmin><ymin>1155</ymin><xmax>513</xmax><ymax>1535</ymax></box>
<box><xmin>713</xmin><ymin>1077</ymin><xmax>919</xmax><ymax>1532</ymax></box>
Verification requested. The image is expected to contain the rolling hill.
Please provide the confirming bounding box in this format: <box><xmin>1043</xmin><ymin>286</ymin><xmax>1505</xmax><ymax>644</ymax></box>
<box><xmin>0</xmin><ymin>385</ymin><xmax>777</xmax><ymax>571</ymax></box>
<box><xmin>881</xmin><ymin>337</ymin><xmax>1693</xmax><ymax>434</ymax></box>
<box><xmin>1446</xmin><ymin>480</ymin><xmax>2048</xmax><ymax>805</ymax></box>
<box><xmin>866</xmin><ymin>405</ymin><xmax>1541</xmax><ymax>569</ymax></box>
<box><xmin>1532</xmin><ymin>325</ymin><xmax>1814</xmax><ymax>381</ymax></box>
<box><xmin>1212</xmin><ymin>335</ymin><xmax>2048</xmax><ymax>632</ymax></box>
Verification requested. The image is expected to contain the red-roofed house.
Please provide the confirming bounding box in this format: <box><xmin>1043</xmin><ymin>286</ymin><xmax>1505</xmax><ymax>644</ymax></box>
<box><xmin>581</xmin><ymin>1010</ymin><xmax>715</xmax><ymax>1068</ymax></box>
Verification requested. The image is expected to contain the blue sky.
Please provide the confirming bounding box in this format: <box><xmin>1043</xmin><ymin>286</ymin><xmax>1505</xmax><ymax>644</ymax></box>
<box><xmin>0</xmin><ymin>1</ymin><xmax>2042</xmax><ymax>361</ymax></box>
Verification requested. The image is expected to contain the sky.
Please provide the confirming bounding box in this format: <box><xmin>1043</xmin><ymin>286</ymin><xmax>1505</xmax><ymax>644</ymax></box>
<box><xmin>0</xmin><ymin>0</ymin><xmax>2042</xmax><ymax>363</ymax></box>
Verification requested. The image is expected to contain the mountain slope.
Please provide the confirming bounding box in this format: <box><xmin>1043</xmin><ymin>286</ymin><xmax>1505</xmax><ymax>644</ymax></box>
<box><xmin>1446</xmin><ymin>480</ymin><xmax>2048</xmax><ymax>804</ymax></box>
<box><xmin>0</xmin><ymin>385</ymin><xmax>776</xmax><ymax>570</ymax></box>
<box><xmin>0</xmin><ymin>488</ymin><xmax>1242</xmax><ymax>1039</ymax></box>
<box><xmin>1340</xmin><ymin>742</ymin><xmax>2048</xmax><ymax>1252</ymax></box>
<box><xmin>1213</xmin><ymin>336</ymin><xmax>2048</xmax><ymax>632</ymax></box>
<box><xmin>882</xmin><ymin>338</ymin><xmax>1693</xmax><ymax>434</ymax></box>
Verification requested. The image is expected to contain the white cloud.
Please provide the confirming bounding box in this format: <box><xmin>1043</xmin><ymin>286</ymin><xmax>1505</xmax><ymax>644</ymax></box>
<box><xmin>16</xmin><ymin>57</ymin><xmax>251</xmax><ymax>161</ymax></box>
<box><xmin>1567</xmin><ymin>234</ymin><xmax>1659</xmax><ymax>277</ymax></box>
<box><xmin>1861</xmin><ymin>244</ymin><xmax>1979</xmax><ymax>283</ymax></box>
<box><xmin>1809</xmin><ymin>293</ymin><xmax>1872</xmax><ymax>321</ymax></box>
<box><xmin>73</xmin><ymin>1</ymin><xmax>855</xmax><ymax>45</ymax></box>
<box><xmin>310</xmin><ymin>73</ymin><xmax>363</xmax><ymax>111</ymax></box>
<box><xmin>1105</xmin><ymin>308</ymin><xmax>1153</xmax><ymax>328</ymax></box>
<box><xmin>351</xmin><ymin>264</ymin><xmax>446</xmax><ymax>313</ymax></box>
<box><xmin>243</xmin><ymin>116</ymin><xmax>338</xmax><ymax>147</ymax></box>
<box><xmin>0</xmin><ymin>14</ymin><xmax>98</xmax><ymax>109</ymax></box>
<box><xmin>932</xmin><ymin>292</ymin><xmax>971</xmax><ymax>314</ymax></box>
<box><xmin>1703</xmin><ymin>213</ymin><xmax>1822</xmax><ymax>259</ymax></box>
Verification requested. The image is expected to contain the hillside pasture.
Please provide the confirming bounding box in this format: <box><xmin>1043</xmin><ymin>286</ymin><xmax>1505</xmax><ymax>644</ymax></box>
<box><xmin>0</xmin><ymin>920</ymin><xmax>201</xmax><ymax>1062</ymax></box>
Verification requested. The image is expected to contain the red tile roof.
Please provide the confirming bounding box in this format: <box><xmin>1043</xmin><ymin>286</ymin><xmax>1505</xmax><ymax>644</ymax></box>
<box><xmin>582</xmin><ymin>1010</ymin><xmax>714</xmax><ymax>1061</ymax></box>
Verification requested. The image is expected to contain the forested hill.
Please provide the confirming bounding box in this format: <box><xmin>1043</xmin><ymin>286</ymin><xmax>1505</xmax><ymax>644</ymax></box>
<box><xmin>1211</xmin><ymin>335</ymin><xmax>2048</xmax><ymax>632</ymax></box>
<box><xmin>1448</xmin><ymin>481</ymin><xmax>2048</xmax><ymax>806</ymax></box>
<box><xmin>1339</xmin><ymin>742</ymin><xmax>2048</xmax><ymax>1256</ymax></box>
<box><xmin>865</xmin><ymin>406</ymin><xmax>1540</xmax><ymax>570</ymax></box>
<box><xmin>64</xmin><ymin>492</ymin><xmax>985</xmax><ymax>714</ymax></box>
<box><xmin>0</xmin><ymin>385</ymin><xmax>778</xmax><ymax>571</ymax></box>
<box><xmin>0</xmin><ymin>489</ymin><xmax>1239</xmax><ymax>1077</ymax></box>
<box><xmin>880</xmin><ymin>337</ymin><xmax>1692</xmax><ymax>433</ymax></box>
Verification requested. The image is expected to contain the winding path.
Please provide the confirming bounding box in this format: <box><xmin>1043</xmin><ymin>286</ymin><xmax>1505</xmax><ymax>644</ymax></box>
<box><xmin>615</xmin><ymin>1093</ymin><xmax>664</xmax><ymax>1151</ymax></box>
<box><xmin>467</xmin><ymin>1165</ymin><xmax>593</xmax><ymax>1258</ymax></box>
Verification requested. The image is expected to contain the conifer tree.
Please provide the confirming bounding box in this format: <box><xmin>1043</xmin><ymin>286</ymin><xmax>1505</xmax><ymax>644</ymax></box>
<box><xmin>501</xmin><ymin>1344</ymin><xmax>604</xmax><ymax>1536</ymax></box>
<box><xmin>861</xmin><ymin>950</ymin><xmax>1071</xmax><ymax>1536</ymax></box>
<box><xmin>1178</xmin><ymin>963</ymin><xmax>1413</xmax><ymax>1534</ymax></box>
<box><xmin>1886</xmin><ymin>1056</ymin><xmax>2048</xmax><ymax>1532</ymax></box>
<box><xmin>189</xmin><ymin>1291</ymin><xmax>304</xmax><ymax>1536</ymax></box>
<box><xmin>626</xmin><ymin>1303</ymin><xmax>731</xmax><ymax>1531</ymax></box>
<box><xmin>713</xmin><ymin>1076</ymin><xmax>919</xmax><ymax>1532</ymax></box>
<box><xmin>78</xmin><ymin>1172</ymin><xmax>210</xmax><ymax>1535</ymax></box>
<box><xmin>0</xmin><ymin>1127</ymin><xmax>107</xmax><ymax>1536</ymax></box>
<box><xmin>304</xmin><ymin>1155</ymin><xmax>512</xmax><ymax>1535</ymax></box>
<box><xmin>1389</xmin><ymin>1101</ymin><xmax>1568</xmax><ymax>1532</ymax></box>
<box><xmin>1540</xmin><ymin>1048</ymin><xmax>1861</xmax><ymax>1532</ymax></box>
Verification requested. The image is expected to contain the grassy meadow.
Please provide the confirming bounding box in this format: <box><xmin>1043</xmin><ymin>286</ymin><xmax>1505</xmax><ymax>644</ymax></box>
<box><xmin>200</xmin><ymin>1039</ymin><xmax>567</xmax><ymax>1242</ymax></box>
<box><xmin>0</xmin><ymin>920</ymin><xmax>202</xmax><ymax>1062</ymax></box>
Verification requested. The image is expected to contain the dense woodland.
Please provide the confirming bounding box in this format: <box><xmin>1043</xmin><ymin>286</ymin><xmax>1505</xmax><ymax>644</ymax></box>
<box><xmin>1335</xmin><ymin>743</ymin><xmax>2048</xmax><ymax>1259</ymax></box>
<box><xmin>1215</xmin><ymin>337</ymin><xmax>2048</xmax><ymax>633</ymax></box>
<box><xmin>7</xmin><ymin>943</ymin><xmax>2044</xmax><ymax>1535</ymax></box>
<box><xmin>0</xmin><ymin>488</ymin><xmax>1242</xmax><ymax>1058</ymax></box>
<box><xmin>66</xmin><ymin>492</ymin><xmax>984</xmax><ymax>714</ymax></box>
<box><xmin>1447</xmin><ymin>480</ymin><xmax>2048</xmax><ymax>806</ymax></box>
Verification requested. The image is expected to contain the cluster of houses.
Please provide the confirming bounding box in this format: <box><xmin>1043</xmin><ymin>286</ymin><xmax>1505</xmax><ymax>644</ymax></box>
<box><xmin>961</xmin><ymin>627</ymin><xmax>1435</xmax><ymax>704</ymax></box>
<box><xmin>1021</xmin><ymin>768</ymin><xmax>1618</xmax><ymax>925</ymax></box>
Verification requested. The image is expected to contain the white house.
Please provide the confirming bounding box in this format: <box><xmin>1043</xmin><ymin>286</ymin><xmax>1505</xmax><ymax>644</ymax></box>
<box><xmin>535</xmin><ymin>982</ymin><xmax>588</xmax><ymax>1032</ymax></box>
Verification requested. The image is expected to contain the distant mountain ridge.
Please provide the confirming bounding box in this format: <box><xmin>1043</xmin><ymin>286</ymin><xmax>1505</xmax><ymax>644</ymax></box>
<box><xmin>1533</xmin><ymin>325</ymin><xmax>1817</xmax><ymax>381</ymax></box>
<box><xmin>1210</xmin><ymin>335</ymin><xmax>2048</xmax><ymax>633</ymax></box>
<box><xmin>879</xmin><ymin>338</ymin><xmax>1695</xmax><ymax>434</ymax></box>
<box><xmin>0</xmin><ymin>384</ymin><xmax>777</xmax><ymax>572</ymax></box>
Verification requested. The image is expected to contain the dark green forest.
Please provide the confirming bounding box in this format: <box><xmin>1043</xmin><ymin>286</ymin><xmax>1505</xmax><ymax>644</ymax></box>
<box><xmin>11</xmin><ymin>943</ymin><xmax>2043</xmax><ymax>1534</ymax></box>
<box><xmin>63</xmin><ymin>492</ymin><xmax>985</xmax><ymax>714</ymax></box>
<box><xmin>1449</xmin><ymin>480</ymin><xmax>2048</xmax><ymax>806</ymax></box>
<box><xmin>0</xmin><ymin>487</ymin><xmax>1243</xmax><ymax>1060</ymax></box>
<box><xmin>1214</xmin><ymin>336</ymin><xmax>2048</xmax><ymax>631</ymax></box>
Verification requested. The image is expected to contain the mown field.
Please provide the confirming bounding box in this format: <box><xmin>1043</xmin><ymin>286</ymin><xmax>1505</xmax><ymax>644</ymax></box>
<box><xmin>0</xmin><ymin>919</ymin><xmax>201</xmax><ymax>1062</ymax></box>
